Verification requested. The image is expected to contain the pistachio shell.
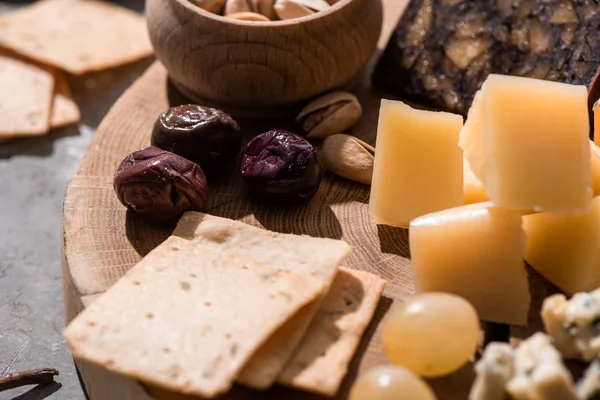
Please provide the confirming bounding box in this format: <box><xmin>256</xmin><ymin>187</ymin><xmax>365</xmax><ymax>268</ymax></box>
<box><xmin>292</xmin><ymin>0</ymin><xmax>330</xmax><ymax>11</ymax></box>
<box><xmin>190</xmin><ymin>0</ymin><xmax>226</xmax><ymax>13</ymax></box>
<box><xmin>296</xmin><ymin>91</ymin><xmax>362</xmax><ymax>139</ymax></box>
<box><xmin>226</xmin><ymin>11</ymin><xmax>271</xmax><ymax>20</ymax></box>
<box><xmin>225</xmin><ymin>0</ymin><xmax>253</xmax><ymax>15</ymax></box>
<box><xmin>274</xmin><ymin>0</ymin><xmax>314</xmax><ymax>20</ymax></box>
<box><xmin>321</xmin><ymin>134</ymin><xmax>374</xmax><ymax>185</ymax></box>
<box><xmin>252</xmin><ymin>0</ymin><xmax>277</xmax><ymax>19</ymax></box>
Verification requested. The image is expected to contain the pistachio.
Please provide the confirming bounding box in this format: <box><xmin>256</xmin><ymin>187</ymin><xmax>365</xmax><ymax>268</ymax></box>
<box><xmin>226</xmin><ymin>11</ymin><xmax>271</xmax><ymax>21</ymax></box>
<box><xmin>225</xmin><ymin>0</ymin><xmax>254</xmax><ymax>15</ymax></box>
<box><xmin>321</xmin><ymin>134</ymin><xmax>375</xmax><ymax>185</ymax></box>
<box><xmin>274</xmin><ymin>0</ymin><xmax>315</xmax><ymax>20</ymax></box>
<box><xmin>296</xmin><ymin>91</ymin><xmax>362</xmax><ymax>139</ymax></box>
<box><xmin>190</xmin><ymin>0</ymin><xmax>226</xmax><ymax>13</ymax></box>
<box><xmin>292</xmin><ymin>0</ymin><xmax>330</xmax><ymax>11</ymax></box>
<box><xmin>252</xmin><ymin>0</ymin><xmax>276</xmax><ymax>19</ymax></box>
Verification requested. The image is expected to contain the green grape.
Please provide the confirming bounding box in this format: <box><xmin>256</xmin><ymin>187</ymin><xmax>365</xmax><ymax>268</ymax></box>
<box><xmin>382</xmin><ymin>292</ymin><xmax>480</xmax><ymax>377</ymax></box>
<box><xmin>350</xmin><ymin>365</ymin><xmax>437</xmax><ymax>400</ymax></box>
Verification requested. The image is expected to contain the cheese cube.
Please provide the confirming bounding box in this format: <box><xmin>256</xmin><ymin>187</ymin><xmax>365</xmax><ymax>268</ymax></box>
<box><xmin>464</xmin><ymin>141</ymin><xmax>600</xmax><ymax>205</ymax></box>
<box><xmin>460</xmin><ymin>74</ymin><xmax>592</xmax><ymax>214</ymax></box>
<box><xmin>459</xmin><ymin>90</ymin><xmax>487</xmax><ymax>183</ymax></box>
<box><xmin>410</xmin><ymin>202</ymin><xmax>530</xmax><ymax>325</ymax></box>
<box><xmin>464</xmin><ymin>158</ymin><xmax>488</xmax><ymax>205</ymax></box>
<box><xmin>369</xmin><ymin>100</ymin><xmax>463</xmax><ymax>228</ymax></box>
<box><xmin>523</xmin><ymin>196</ymin><xmax>600</xmax><ymax>295</ymax></box>
<box><xmin>592</xmin><ymin>142</ymin><xmax>600</xmax><ymax>196</ymax></box>
<box><xmin>594</xmin><ymin>99</ymin><xmax>600</xmax><ymax>148</ymax></box>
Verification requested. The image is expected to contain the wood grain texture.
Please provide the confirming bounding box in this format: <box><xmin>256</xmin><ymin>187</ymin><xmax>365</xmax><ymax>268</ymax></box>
<box><xmin>62</xmin><ymin>1</ymin><xmax>555</xmax><ymax>399</ymax></box>
<box><xmin>60</xmin><ymin>59</ymin><xmax>418</xmax><ymax>400</ymax></box>
<box><xmin>146</xmin><ymin>0</ymin><xmax>383</xmax><ymax>116</ymax></box>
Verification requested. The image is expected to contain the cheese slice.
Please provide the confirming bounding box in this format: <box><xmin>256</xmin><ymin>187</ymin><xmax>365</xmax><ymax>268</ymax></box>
<box><xmin>369</xmin><ymin>99</ymin><xmax>464</xmax><ymax>228</ymax></box>
<box><xmin>460</xmin><ymin>74</ymin><xmax>592</xmax><ymax>214</ymax></box>
<box><xmin>410</xmin><ymin>202</ymin><xmax>530</xmax><ymax>325</ymax></box>
<box><xmin>523</xmin><ymin>196</ymin><xmax>600</xmax><ymax>295</ymax></box>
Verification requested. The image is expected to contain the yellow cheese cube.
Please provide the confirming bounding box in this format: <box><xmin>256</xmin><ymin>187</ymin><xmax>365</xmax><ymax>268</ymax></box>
<box><xmin>460</xmin><ymin>74</ymin><xmax>592</xmax><ymax>214</ymax></box>
<box><xmin>594</xmin><ymin>99</ymin><xmax>600</xmax><ymax>148</ymax></box>
<box><xmin>410</xmin><ymin>202</ymin><xmax>530</xmax><ymax>325</ymax></box>
<box><xmin>369</xmin><ymin>100</ymin><xmax>463</xmax><ymax>228</ymax></box>
<box><xmin>592</xmin><ymin>142</ymin><xmax>600</xmax><ymax>196</ymax></box>
<box><xmin>459</xmin><ymin>90</ymin><xmax>487</xmax><ymax>183</ymax></box>
<box><xmin>463</xmin><ymin>158</ymin><xmax>488</xmax><ymax>205</ymax></box>
<box><xmin>464</xmin><ymin>141</ymin><xmax>600</xmax><ymax>206</ymax></box>
<box><xmin>524</xmin><ymin>196</ymin><xmax>600</xmax><ymax>295</ymax></box>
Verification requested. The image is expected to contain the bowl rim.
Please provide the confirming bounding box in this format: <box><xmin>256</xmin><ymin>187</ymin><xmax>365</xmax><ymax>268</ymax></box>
<box><xmin>174</xmin><ymin>0</ymin><xmax>356</xmax><ymax>27</ymax></box>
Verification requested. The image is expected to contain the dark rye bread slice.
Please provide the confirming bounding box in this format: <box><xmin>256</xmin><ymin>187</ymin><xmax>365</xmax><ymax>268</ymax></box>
<box><xmin>63</xmin><ymin>236</ymin><xmax>326</xmax><ymax>399</ymax></box>
<box><xmin>373</xmin><ymin>0</ymin><xmax>600</xmax><ymax>121</ymax></box>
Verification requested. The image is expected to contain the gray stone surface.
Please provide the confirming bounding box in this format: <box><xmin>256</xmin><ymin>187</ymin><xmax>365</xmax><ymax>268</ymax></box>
<box><xmin>0</xmin><ymin>1</ymin><xmax>150</xmax><ymax>398</ymax></box>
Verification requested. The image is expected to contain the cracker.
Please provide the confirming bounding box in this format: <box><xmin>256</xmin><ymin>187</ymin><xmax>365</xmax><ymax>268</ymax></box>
<box><xmin>51</xmin><ymin>71</ymin><xmax>81</xmax><ymax>128</ymax></box>
<box><xmin>0</xmin><ymin>53</ymin><xmax>53</xmax><ymax>142</ymax></box>
<box><xmin>173</xmin><ymin>212</ymin><xmax>351</xmax><ymax>389</ymax></box>
<box><xmin>0</xmin><ymin>0</ymin><xmax>153</xmax><ymax>75</ymax></box>
<box><xmin>278</xmin><ymin>268</ymin><xmax>387</xmax><ymax>396</ymax></box>
<box><xmin>63</xmin><ymin>236</ymin><xmax>326</xmax><ymax>399</ymax></box>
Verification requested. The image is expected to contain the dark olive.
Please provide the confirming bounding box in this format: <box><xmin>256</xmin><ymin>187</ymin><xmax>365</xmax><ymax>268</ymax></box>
<box><xmin>114</xmin><ymin>146</ymin><xmax>207</xmax><ymax>223</ymax></box>
<box><xmin>240</xmin><ymin>129</ymin><xmax>321</xmax><ymax>202</ymax></box>
<box><xmin>151</xmin><ymin>105</ymin><xmax>241</xmax><ymax>174</ymax></box>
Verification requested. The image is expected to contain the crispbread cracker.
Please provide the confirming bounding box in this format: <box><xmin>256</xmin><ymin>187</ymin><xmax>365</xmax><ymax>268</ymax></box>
<box><xmin>51</xmin><ymin>71</ymin><xmax>80</xmax><ymax>128</ymax></box>
<box><xmin>0</xmin><ymin>0</ymin><xmax>153</xmax><ymax>75</ymax></box>
<box><xmin>63</xmin><ymin>236</ymin><xmax>326</xmax><ymax>399</ymax></box>
<box><xmin>173</xmin><ymin>212</ymin><xmax>351</xmax><ymax>389</ymax></box>
<box><xmin>0</xmin><ymin>54</ymin><xmax>53</xmax><ymax>141</ymax></box>
<box><xmin>278</xmin><ymin>268</ymin><xmax>387</xmax><ymax>396</ymax></box>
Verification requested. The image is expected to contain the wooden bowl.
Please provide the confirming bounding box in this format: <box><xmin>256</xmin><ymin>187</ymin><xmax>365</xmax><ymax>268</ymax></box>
<box><xmin>145</xmin><ymin>0</ymin><xmax>383</xmax><ymax>117</ymax></box>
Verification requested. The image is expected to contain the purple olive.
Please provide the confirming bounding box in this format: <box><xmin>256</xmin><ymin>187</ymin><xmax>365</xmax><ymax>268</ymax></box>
<box><xmin>240</xmin><ymin>129</ymin><xmax>321</xmax><ymax>202</ymax></box>
<box><xmin>114</xmin><ymin>146</ymin><xmax>207</xmax><ymax>223</ymax></box>
<box><xmin>151</xmin><ymin>105</ymin><xmax>241</xmax><ymax>175</ymax></box>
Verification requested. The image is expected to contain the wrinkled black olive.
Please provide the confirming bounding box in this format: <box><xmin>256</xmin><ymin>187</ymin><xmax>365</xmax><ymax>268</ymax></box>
<box><xmin>151</xmin><ymin>105</ymin><xmax>241</xmax><ymax>174</ymax></box>
<box><xmin>114</xmin><ymin>146</ymin><xmax>207</xmax><ymax>223</ymax></box>
<box><xmin>240</xmin><ymin>130</ymin><xmax>321</xmax><ymax>202</ymax></box>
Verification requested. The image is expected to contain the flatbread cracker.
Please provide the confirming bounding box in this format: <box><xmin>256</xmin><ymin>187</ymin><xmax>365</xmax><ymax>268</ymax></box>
<box><xmin>0</xmin><ymin>0</ymin><xmax>153</xmax><ymax>75</ymax></box>
<box><xmin>173</xmin><ymin>212</ymin><xmax>351</xmax><ymax>389</ymax></box>
<box><xmin>63</xmin><ymin>236</ymin><xmax>326</xmax><ymax>399</ymax></box>
<box><xmin>278</xmin><ymin>268</ymin><xmax>387</xmax><ymax>396</ymax></box>
<box><xmin>51</xmin><ymin>71</ymin><xmax>81</xmax><ymax>128</ymax></box>
<box><xmin>0</xmin><ymin>54</ymin><xmax>53</xmax><ymax>141</ymax></box>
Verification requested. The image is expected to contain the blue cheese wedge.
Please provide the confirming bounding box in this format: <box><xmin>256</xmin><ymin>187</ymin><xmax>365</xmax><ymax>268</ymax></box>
<box><xmin>578</xmin><ymin>358</ymin><xmax>600</xmax><ymax>400</ymax></box>
<box><xmin>542</xmin><ymin>290</ymin><xmax>600</xmax><ymax>361</ymax></box>
<box><xmin>469</xmin><ymin>342</ymin><xmax>515</xmax><ymax>400</ymax></box>
<box><xmin>506</xmin><ymin>333</ymin><xmax>579</xmax><ymax>400</ymax></box>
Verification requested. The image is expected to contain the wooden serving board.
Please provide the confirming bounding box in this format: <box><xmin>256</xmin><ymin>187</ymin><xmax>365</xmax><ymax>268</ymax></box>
<box><xmin>60</xmin><ymin>2</ymin><xmax>558</xmax><ymax>399</ymax></box>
